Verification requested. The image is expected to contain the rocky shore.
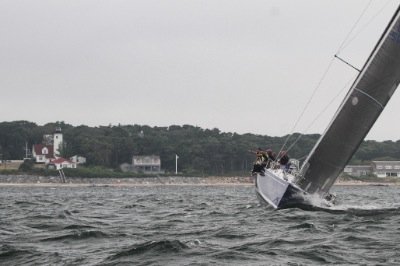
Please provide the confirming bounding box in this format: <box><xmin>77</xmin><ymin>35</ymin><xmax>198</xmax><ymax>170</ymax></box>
<box><xmin>0</xmin><ymin>174</ymin><xmax>254</xmax><ymax>187</ymax></box>
<box><xmin>0</xmin><ymin>174</ymin><xmax>398</xmax><ymax>187</ymax></box>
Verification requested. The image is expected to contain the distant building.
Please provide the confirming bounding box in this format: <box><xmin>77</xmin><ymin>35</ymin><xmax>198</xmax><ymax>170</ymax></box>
<box><xmin>47</xmin><ymin>158</ymin><xmax>77</xmax><ymax>170</ymax></box>
<box><xmin>343</xmin><ymin>165</ymin><xmax>372</xmax><ymax>177</ymax></box>
<box><xmin>32</xmin><ymin>144</ymin><xmax>54</xmax><ymax>163</ymax></box>
<box><xmin>371</xmin><ymin>161</ymin><xmax>400</xmax><ymax>178</ymax></box>
<box><xmin>70</xmin><ymin>155</ymin><xmax>86</xmax><ymax>164</ymax></box>
<box><xmin>32</xmin><ymin>127</ymin><xmax>63</xmax><ymax>164</ymax></box>
<box><xmin>131</xmin><ymin>155</ymin><xmax>164</xmax><ymax>174</ymax></box>
<box><xmin>53</xmin><ymin>127</ymin><xmax>63</xmax><ymax>157</ymax></box>
<box><xmin>344</xmin><ymin>161</ymin><xmax>400</xmax><ymax>178</ymax></box>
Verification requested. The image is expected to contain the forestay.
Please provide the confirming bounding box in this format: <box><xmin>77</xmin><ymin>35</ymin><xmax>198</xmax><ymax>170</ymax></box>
<box><xmin>298</xmin><ymin>5</ymin><xmax>400</xmax><ymax>194</ymax></box>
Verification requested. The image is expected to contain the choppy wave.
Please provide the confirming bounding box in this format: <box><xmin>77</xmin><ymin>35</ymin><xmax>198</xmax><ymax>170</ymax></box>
<box><xmin>0</xmin><ymin>245</ymin><xmax>63</xmax><ymax>265</ymax></box>
<box><xmin>300</xmin><ymin>202</ymin><xmax>400</xmax><ymax>216</ymax></box>
<box><xmin>0</xmin><ymin>245</ymin><xmax>34</xmax><ymax>259</ymax></box>
<box><xmin>1</xmin><ymin>184</ymin><xmax>400</xmax><ymax>265</ymax></box>
<box><xmin>40</xmin><ymin>230</ymin><xmax>110</xmax><ymax>242</ymax></box>
<box><xmin>109</xmin><ymin>240</ymin><xmax>188</xmax><ymax>258</ymax></box>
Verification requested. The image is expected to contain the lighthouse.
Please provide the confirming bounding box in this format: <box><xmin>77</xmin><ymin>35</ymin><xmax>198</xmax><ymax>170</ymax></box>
<box><xmin>53</xmin><ymin>127</ymin><xmax>63</xmax><ymax>158</ymax></box>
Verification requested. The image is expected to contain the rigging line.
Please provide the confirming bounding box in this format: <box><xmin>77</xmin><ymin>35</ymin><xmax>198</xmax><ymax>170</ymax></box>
<box><xmin>275</xmin><ymin>56</ymin><xmax>336</xmax><ymax>161</ymax></box>
<box><xmin>285</xmin><ymin>75</ymin><xmax>356</xmax><ymax>155</ymax></box>
<box><xmin>278</xmin><ymin>0</ymin><xmax>373</xmax><ymax>158</ymax></box>
<box><xmin>340</xmin><ymin>0</ymin><xmax>393</xmax><ymax>52</ymax></box>
<box><xmin>337</xmin><ymin>0</ymin><xmax>373</xmax><ymax>54</ymax></box>
<box><xmin>277</xmin><ymin>0</ymin><xmax>375</xmax><ymax>160</ymax></box>
<box><xmin>334</xmin><ymin>54</ymin><xmax>361</xmax><ymax>72</ymax></box>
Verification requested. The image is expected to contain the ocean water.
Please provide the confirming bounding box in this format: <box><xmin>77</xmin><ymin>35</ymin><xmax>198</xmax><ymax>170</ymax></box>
<box><xmin>1</xmin><ymin>183</ymin><xmax>400</xmax><ymax>265</ymax></box>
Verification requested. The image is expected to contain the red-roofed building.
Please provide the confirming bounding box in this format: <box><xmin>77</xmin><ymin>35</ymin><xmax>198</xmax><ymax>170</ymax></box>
<box><xmin>47</xmin><ymin>157</ymin><xmax>77</xmax><ymax>170</ymax></box>
<box><xmin>32</xmin><ymin>127</ymin><xmax>63</xmax><ymax>164</ymax></box>
<box><xmin>32</xmin><ymin>144</ymin><xmax>54</xmax><ymax>163</ymax></box>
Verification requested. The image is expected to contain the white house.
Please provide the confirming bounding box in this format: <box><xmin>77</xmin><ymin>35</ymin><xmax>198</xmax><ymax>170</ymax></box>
<box><xmin>70</xmin><ymin>155</ymin><xmax>86</xmax><ymax>164</ymax></box>
<box><xmin>343</xmin><ymin>165</ymin><xmax>372</xmax><ymax>177</ymax></box>
<box><xmin>32</xmin><ymin>144</ymin><xmax>54</xmax><ymax>164</ymax></box>
<box><xmin>371</xmin><ymin>161</ymin><xmax>400</xmax><ymax>178</ymax></box>
<box><xmin>132</xmin><ymin>155</ymin><xmax>163</xmax><ymax>174</ymax></box>
<box><xmin>47</xmin><ymin>158</ymin><xmax>77</xmax><ymax>170</ymax></box>
<box><xmin>344</xmin><ymin>161</ymin><xmax>400</xmax><ymax>178</ymax></box>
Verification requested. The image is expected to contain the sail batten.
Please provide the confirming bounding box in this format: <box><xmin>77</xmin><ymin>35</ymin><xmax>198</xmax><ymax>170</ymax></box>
<box><xmin>297</xmin><ymin>5</ymin><xmax>400</xmax><ymax>194</ymax></box>
<box><xmin>353</xmin><ymin>88</ymin><xmax>384</xmax><ymax>108</ymax></box>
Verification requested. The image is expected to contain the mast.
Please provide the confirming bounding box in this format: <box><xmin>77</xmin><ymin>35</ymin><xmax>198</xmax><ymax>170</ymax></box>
<box><xmin>298</xmin><ymin>5</ymin><xmax>400</xmax><ymax>194</ymax></box>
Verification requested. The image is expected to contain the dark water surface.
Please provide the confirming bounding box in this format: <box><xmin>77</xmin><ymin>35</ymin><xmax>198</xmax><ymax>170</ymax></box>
<box><xmin>1</xmin><ymin>184</ymin><xmax>400</xmax><ymax>265</ymax></box>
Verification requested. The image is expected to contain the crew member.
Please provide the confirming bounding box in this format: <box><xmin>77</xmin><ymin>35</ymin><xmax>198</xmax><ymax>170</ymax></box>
<box><xmin>250</xmin><ymin>148</ymin><xmax>265</xmax><ymax>175</ymax></box>
<box><xmin>278</xmin><ymin>151</ymin><xmax>290</xmax><ymax>171</ymax></box>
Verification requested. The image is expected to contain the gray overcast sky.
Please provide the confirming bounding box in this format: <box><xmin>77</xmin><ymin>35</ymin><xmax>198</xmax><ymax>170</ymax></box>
<box><xmin>1</xmin><ymin>0</ymin><xmax>400</xmax><ymax>140</ymax></box>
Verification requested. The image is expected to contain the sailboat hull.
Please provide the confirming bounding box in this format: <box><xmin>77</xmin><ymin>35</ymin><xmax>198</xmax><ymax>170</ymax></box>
<box><xmin>255</xmin><ymin>170</ymin><xmax>308</xmax><ymax>209</ymax></box>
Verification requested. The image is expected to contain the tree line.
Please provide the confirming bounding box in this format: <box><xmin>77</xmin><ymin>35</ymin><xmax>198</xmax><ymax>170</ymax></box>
<box><xmin>0</xmin><ymin>120</ymin><xmax>399</xmax><ymax>175</ymax></box>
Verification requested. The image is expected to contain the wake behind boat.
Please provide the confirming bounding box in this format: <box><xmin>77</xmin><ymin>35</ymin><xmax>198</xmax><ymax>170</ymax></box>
<box><xmin>256</xmin><ymin>4</ymin><xmax>400</xmax><ymax>209</ymax></box>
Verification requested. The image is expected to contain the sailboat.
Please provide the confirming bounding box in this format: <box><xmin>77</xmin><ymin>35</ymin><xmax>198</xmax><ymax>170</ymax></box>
<box><xmin>256</xmin><ymin>5</ymin><xmax>400</xmax><ymax>209</ymax></box>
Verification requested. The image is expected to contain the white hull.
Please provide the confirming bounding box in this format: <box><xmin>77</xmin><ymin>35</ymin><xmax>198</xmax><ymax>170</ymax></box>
<box><xmin>255</xmin><ymin>169</ymin><xmax>308</xmax><ymax>209</ymax></box>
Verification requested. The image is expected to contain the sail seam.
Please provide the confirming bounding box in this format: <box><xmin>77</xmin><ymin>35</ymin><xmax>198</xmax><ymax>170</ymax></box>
<box><xmin>354</xmin><ymin>88</ymin><xmax>384</xmax><ymax>108</ymax></box>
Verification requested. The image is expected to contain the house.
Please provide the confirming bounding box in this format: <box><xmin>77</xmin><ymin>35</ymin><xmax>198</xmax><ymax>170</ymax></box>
<box><xmin>47</xmin><ymin>158</ymin><xmax>77</xmax><ymax>170</ymax></box>
<box><xmin>344</xmin><ymin>161</ymin><xmax>400</xmax><ymax>178</ymax></box>
<box><xmin>343</xmin><ymin>165</ymin><xmax>372</xmax><ymax>177</ymax></box>
<box><xmin>132</xmin><ymin>155</ymin><xmax>164</xmax><ymax>174</ymax></box>
<box><xmin>32</xmin><ymin>144</ymin><xmax>54</xmax><ymax>164</ymax></box>
<box><xmin>32</xmin><ymin>127</ymin><xmax>63</xmax><ymax>163</ymax></box>
<box><xmin>371</xmin><ymin>161</ymin><xmax>400</xmax><ymax>178</ymax></box>
<box><xmin>70</xmin><ymin>155</ymin><xmax>86</xmax><ymax>164</ymax></box>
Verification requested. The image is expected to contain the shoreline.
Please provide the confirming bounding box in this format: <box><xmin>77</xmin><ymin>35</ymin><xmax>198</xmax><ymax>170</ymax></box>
<box><xmin>0</xmin><ymin>175</ymin><xmax>253</xmax><ymax>187</ymax></box>
<box><xmin>334</xmin><ymin>181</ymin><xmax>398</xmax><ymax>186</ymax></box>
<box><xmin>0</xmin><ymin>175</ymin><xmax>398</xmax><ymax>187</ymax></box>
<box><xmin>0</xmin><ymin>182</ymin><xmax>254</xmax><ymax>187</ymax></box>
